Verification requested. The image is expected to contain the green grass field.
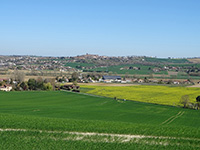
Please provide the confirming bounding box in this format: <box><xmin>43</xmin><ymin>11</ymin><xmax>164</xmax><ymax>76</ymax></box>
<box><xmin>65</xmin><ymin>62</ymin><xmax>168</xmax><ymax>75</ymax></box>
<box><xmin>0</xmin><ymin>91</ymin><xmax>200</xmax><ymax>149</ymax></box>
<box><xmin>88</xmin><ymin>64</ymin><xmax>168</xmax><ymax>75</ymax></box>
<box><xmin>81</xmin><ymin>85</ymin><xmax>200</xmax><ymax>106</ymax></box>
<box><xmin>65</xmin><ymin>62</ymin><xmax>96</xmax><ymax>68</ymax></box>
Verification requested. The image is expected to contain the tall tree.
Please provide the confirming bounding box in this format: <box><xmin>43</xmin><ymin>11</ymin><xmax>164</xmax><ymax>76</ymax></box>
<box><xmin>28</xmin><ymin>78</ymin><xmax>37</xmax><ymax>90</ymax></box>
<box><xmin>180</xmin><ymin>95</ymin><xmax>190</xmax><ymax>108</ymax></box>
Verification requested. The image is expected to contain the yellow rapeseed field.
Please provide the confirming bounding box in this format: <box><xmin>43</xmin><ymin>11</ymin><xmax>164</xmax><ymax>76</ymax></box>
<box><xmin>81</xmin><ymin>85</ymin><xmax>200</xmax><ymax>106</ymax></box>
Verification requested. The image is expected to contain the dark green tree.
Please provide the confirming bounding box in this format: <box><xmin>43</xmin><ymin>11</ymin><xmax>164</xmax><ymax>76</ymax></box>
<box><xmin>20</xmin><ymin>82</ymin><xmax>29</xmax><ymax>90</ymax></box>
<box><xmin>28</xmin><ymin>78</ymin><xmax>37</xmax><ymax>90</ymax></box>
<box><xmin>36</xmin><ymin>77</ymin><xmax>44</xmax><ymax>89</ymax></box>
<box><xmin>196</xmin><ymin>96</ymin><xmax>200</xmax><ymax>102</ymax></box>
<box><xmin>71</xmin><ymin>72</ymin><xmax>79</xmax><ymax>82</ymax></box>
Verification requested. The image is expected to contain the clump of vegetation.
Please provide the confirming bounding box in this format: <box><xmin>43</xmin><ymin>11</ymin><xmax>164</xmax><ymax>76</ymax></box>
<box><xmin>180</xmin><ymin>95</ymin><xmax>190</xmax><ymax>108</ymax></box>
<box><xmin>13</xmin><ymin>77</ymin><xmax>53</xmax><ymax>91</ymax></box>
<box><xmin>179</xmin><ymin>95</ymin><xmax>200</xmax><ymax>110</ymax></box>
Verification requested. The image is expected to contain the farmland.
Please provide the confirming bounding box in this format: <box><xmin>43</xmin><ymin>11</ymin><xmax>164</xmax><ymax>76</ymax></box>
<box><xmin>81</xmin><ymin>85</ymin><xmax>200</xmax><ymax>106</ymax></box>
<box><xmin>65</xmin><ymin>61</ymin><xmax>200</xmax><ymax>80</ymax></box>
<box><xmin>86</xmin><ymin>64</ymin><xmax>168</xmax><ymax>75</ymax></box>
<box><xmin>0</xmin><ymin>91</ymin><xmax>200</xmax><ymax>149</ymax></box>
<box><xmin>1</xmin><ymin>55</ymin><xmax>200</xmax><ymax>82</ymax></box>
<box><xmin>144</xmin><ymin>57</ymin><xmax>189</xmax><ymax>63</ymax></box>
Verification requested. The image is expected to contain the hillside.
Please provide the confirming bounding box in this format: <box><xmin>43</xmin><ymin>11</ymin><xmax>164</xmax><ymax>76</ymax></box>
<box><xmin>1</xmin><ymin>55</ymin><xmax>200</xmax><ymax>80</ymax></box>
<box><xmin>0</xmin><ymin>91</ymin><xmax>200</xmax><ymax>149</ymax></box>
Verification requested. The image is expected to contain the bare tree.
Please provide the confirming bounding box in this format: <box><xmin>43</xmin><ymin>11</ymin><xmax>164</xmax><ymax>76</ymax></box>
<box><xmin>180</xmin><ymin>95</ymin><xmax>190</xmax><ymax>108</ymax></box>
<box><xmin>11</xmin><ymin>70</ymin><xmax>25</xmax><ymax>83</ymax></box>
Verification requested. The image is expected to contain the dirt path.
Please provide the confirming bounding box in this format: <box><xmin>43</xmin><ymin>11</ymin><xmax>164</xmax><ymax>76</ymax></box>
<box><xmin>0</xmin><ymin>128</ymin><xmax>157</xmax><ymax>143</ymax></box>
<box><xmin>161</xmin><ymin>111</ymin><xmax>184</xmax><ymax>125</ymax></box>
<box><xmin>0</xmin><ymin>127</ymin><xmax>199</xmax><ymax>142</ymax></box>
<box><xmin>1</xmin><ymin>127</ymin><xmax>200</xmax><ymax>148</ymax></box>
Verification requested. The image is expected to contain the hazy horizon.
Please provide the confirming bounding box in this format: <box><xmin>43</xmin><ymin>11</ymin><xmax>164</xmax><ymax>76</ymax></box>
<box><xmin>1</xmin><ymin>53</ymin><xmax>199</xmax><ymax>59</ymax></box>
<box><xmin>0</xmin><ymin>0</ymin><xmax>199</xmax><ymax>58</ymax></box>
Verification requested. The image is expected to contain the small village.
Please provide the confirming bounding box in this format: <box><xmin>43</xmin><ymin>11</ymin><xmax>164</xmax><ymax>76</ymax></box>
<box><xmin>0</xmin><ymin>54</ymin><xmax>200</xmax><ymax>92</ymax></box>
<box><xmin>0</xmin><ymin>73</ymin><xmax>199</xmax><ymax>92</ymax></box>
<box><xmin>1</xmin><ymin>55</ymin><xmax>200</xmax><ymax>74</ymax></box>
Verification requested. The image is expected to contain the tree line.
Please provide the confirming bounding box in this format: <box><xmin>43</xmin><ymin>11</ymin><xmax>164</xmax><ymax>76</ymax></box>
<box><xmin>13</xmin><ymin>77</ymin><xmax>54</xmax><ymax>91</ymax></box>
<box><xmin>180</xmin><ymin>95</ymin><xmax>200</xmax><ymax>110</ymax></box>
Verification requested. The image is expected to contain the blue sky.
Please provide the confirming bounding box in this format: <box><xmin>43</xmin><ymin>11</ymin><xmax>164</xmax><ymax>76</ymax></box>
<box><xmin>0</xmin><ymin>0</ymin><xmax>199</xmax><ymax>57</ymax></box>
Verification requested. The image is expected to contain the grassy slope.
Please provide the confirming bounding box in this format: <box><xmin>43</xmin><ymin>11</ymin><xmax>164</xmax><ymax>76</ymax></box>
<box><xmin>65</xmin><ymin>62</ymin><xmax>168</xmax><ymax>75</ymax></box>
<box><xmin>82</xmin><ymin>85</ymin><xmax>200</xmax><ymax>106</ymax></box>
<box><xmin>65</xmin><ymin>62</ymin><xmax>96</xmax><ymax>68</ymax></box>
<box><xmin>0</xmin><ymin>91</ymin><xmax>183</xmax><ymax>123</ymax></box>
<box><xmin>89</xmin><ymin>64</ymin><xmax>168</xmax><ymax>75</ymax></box>
<box><xmin>0</xmin><ymin>91</ymin><xmax>200</xmax><ymax>149</ymax></box>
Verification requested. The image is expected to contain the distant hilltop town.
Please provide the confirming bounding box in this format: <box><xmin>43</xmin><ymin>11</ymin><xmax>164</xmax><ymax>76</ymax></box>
<box><xmin>0</xmin><ymin>54</ymin><xmax>200</xmax><ymax>92</ymax></box>
<box><xmin>0</xmin><ymin>54</ymin><xmax>199</xmax><ymax>72</ymax></box>
<box><xmin>0</xmin><ymin>54</ymin><xmax>200</xmax><ymax>79</ymax></box>
<box><xmin>0</xmin><ymin>54</ymin><xmax>200</xmax><ymax>76</ymax></box>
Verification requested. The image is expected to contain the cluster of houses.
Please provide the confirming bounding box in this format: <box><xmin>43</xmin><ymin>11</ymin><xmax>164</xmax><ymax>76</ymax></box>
<box><xmin>54</xmin><ymin>75</ymin><xmax>200</xmax><ymax>85</ymax></box>
<box><xmin>0</xmin><ymin>78</ymin><xmax>12</xmax><ymax>91</ymax></box>
<box><xmin>0</xmin><ymin>74</ymin><xmax>200</xmax><ymax>92</ymax></box>
<box><xmin>1</xmin><ymin>55</ymin><xmax>200</xmax><ymax>78</ymax></box>
<box><xmin>99</xmin><ymin>76</ymin><xmax>196</xmax><ymax>85</ymax></box>
<box><xmin>0</xmin><ymin>85</ymin><xmax>12</xmax><ymax>91</ymax></box>
<box><xmin>0</xmin><ymin>55</ymin><xmax>80</xmax><ymax>72</ymax></box>
<box><xmin>101</xmin><ymin>76</ymin><xmax>122</xmax><ymax>83</ymax></box>
<box><xmin>120</xmin><ymin>66</ymin><xmax>183</xmax><ymax>73</ymax></box>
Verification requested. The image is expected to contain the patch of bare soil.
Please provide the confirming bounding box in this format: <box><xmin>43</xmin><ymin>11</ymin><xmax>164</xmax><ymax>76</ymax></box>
<box><xmin>188</xmin><ymin>58</ymin><xmax>200</xmax><ymax>63</ymax></box>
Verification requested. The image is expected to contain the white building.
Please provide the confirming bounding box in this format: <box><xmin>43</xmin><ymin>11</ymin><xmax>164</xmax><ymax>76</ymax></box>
<box><xmin>102</xmin><ymin>76</ymin><xmax>121</xmax><ymax>83</ymax></box>
<box><xmin>0</xmin><ymin>85</ymin><xmax>12</xmax><ymax>91</ymax></box>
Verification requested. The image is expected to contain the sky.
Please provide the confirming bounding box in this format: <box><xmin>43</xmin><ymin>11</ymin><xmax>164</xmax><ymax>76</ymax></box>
<box><xmin>0</xmin><ymin>0</ymin><xmax>199</xmax><ymax>58</ymax></box>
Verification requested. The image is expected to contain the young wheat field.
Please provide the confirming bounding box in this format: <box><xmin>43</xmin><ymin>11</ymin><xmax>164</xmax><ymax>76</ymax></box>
<box><xmin>0</xmin><ymin>90</ymin><xmax>200</xmax><ymax>149</ymax></box>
